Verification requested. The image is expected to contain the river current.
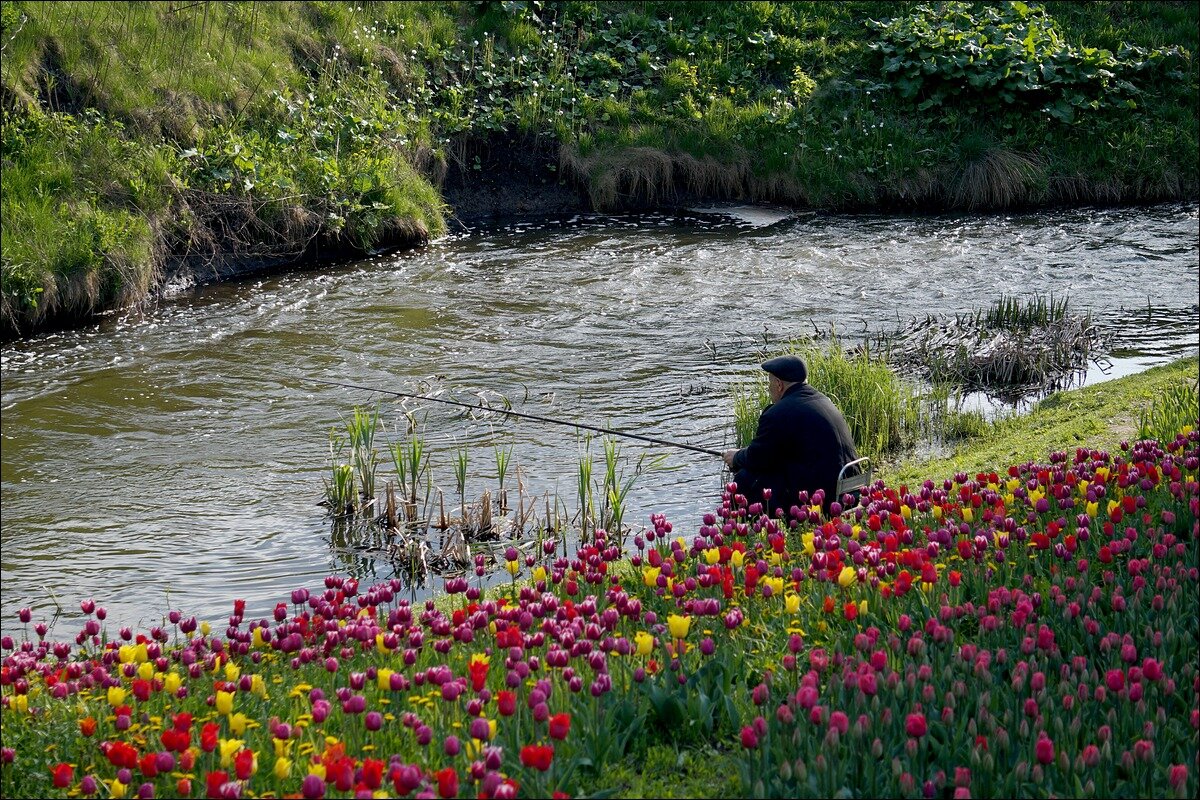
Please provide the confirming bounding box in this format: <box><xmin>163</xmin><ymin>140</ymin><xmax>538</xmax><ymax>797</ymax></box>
<box><xmin>2</xmin><ymin>204</ymin><xmax>1197</xmax><ymax>633</ymax></box>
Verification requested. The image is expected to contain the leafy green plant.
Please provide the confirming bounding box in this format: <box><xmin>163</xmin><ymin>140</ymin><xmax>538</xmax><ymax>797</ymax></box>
<box><xmin>867</xmin><ymin>1</ymin><xmax>1186</xmax><ymax>123</ymax></box>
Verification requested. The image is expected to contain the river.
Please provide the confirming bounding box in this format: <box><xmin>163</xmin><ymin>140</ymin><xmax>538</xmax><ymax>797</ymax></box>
<box><xmin>2</xmin><ymin>204</ymin><xmax>1197</xmax><ymax>633</ymax></box>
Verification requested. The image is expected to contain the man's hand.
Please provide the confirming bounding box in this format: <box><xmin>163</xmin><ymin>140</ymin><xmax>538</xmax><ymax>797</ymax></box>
<box><xmin>722</xmin><ymin>448</ymin><xmax>738</xmax><ymax>468</ymax></box>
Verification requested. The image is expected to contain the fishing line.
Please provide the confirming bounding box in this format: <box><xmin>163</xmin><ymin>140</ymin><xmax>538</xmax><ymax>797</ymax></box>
<box><xmin>302</xmin><ymin>377</ymin><xmax>723</xmax><ymax>458</ymax></box>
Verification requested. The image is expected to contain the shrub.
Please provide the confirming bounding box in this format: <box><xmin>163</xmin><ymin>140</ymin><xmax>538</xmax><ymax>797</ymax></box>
<box><xmin>867</xmin><ymin>1</ymin><xmax>1187</xmax><ymax>123</ymax></box>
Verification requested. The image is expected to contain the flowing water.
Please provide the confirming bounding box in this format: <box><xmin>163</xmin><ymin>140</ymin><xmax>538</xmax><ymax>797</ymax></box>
<box><xmin>2</xmin><ymin>204</ymin><xmax>1197</xmax><ymax>633</ymax></box>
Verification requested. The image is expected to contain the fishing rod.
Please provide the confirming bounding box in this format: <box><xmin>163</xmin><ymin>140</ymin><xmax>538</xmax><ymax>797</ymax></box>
<box><xmin>305</xmin><ymin>377</ymin><xmax>724</xmax><ymax>458</ymax></box>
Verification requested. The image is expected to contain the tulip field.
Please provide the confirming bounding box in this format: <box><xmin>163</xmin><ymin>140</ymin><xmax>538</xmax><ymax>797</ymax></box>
<box><xmin>2</xmin><ymin>430</ymin><xmax>1197</xmax><ymax>799</ymax></box>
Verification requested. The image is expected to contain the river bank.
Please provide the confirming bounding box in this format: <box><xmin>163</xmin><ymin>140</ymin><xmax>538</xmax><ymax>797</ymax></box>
<box><xmin>2</xmin><ymin>1</ymin><xmax>1198</xmax><ymax>337</ymax></box>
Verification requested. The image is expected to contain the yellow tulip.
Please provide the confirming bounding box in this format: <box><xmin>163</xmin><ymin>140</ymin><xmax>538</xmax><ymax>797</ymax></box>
<box><xmin>134</xmin><ymin>643</ymin><xmax>149</xmax><ymax>663</ymax></box>
<box><xmin>110</xmin><ymin>780</ymin><xmax>127</xmax><ymax>799</ymax></box>
<box><xmin>229</xmin><ymin>712</ymin><xmax>250</xmax><ymax>736</ymax></box>
<box><xmin>642</xmin><ymin>566</ymin><xmax>660</xmax><ymax>587</ymax></box>
<box><xmin>634</xmin><ymin>631</ymin><xmax>654</xmax><ymax>657</ymax></box>
<box><xmin>273</xmin><ymin>737</ymin><xmax>293</xmax><ymax>759</ymax></box>
<box><xmin>377</xmin><ymin>668</ymin><xmax>394</xmax><ymax>690</ymax></box>
<box><xmin>253</xmin><ymin>628</ymin><xmax>267</xmax><ymax>648</ymax></box>
<box><xmin>164</xmin><ymin>672</ymin><xmax>182</xmax><ymax>695</ymax></box>
<box><xmin>137</xmin><ymin>661</ymin><xmax>154</xmax><ymax>681</ymax></box>
<box><xmin>505</xmin><ymin>560</ymin><xmax>520</xmax><ymax>577</ymax></box>
<box><xmin>11</xmin><ymin>694</ymin><xmax>28</xmax><ymax>714</ymax></box>
<box><xmin>704</xmin><ymin>548</ymin><xmax>720</xmax><ymax>565</ymax></box>
<box><xmin>274</xmin><ymin>757</ymin><xmax>292</xmax><ymax>780</ymax></box>
<box><xmin>764</xmin><ymin>576</ymin><xmax>784</xmax><ymax>597</ymax></box>
<box><xmin>118</xmin><ymin>645</ymin><xmax>135</xmax><ymax>664</ymax></box>
<box><xmin>962</xmin><ymin>507</ymin><xmax>974</xmax><ymax>523</ymax></box>
<box><xmin>107</xmin><ymin>686</ymin><xmax>126</xmax><ymax>707</ymax></box>
<box><xmin>219</xmin><ymin>738</ymin><xmax>244</xmax><ymax>768</ymax></box>
<box><xmin>215</xmin><ymin>690</ymin><xmax>234</xmax><ymax>716</ymax></box>
<box><xmin>858</xmin><ymin>599</ymin><xmax>868</xmax><ymax>616</ymax></box>
<box><xmin>801</xmin><ymin>533</ymin><xmax>815</xmax><ymax>556</ymax></box>
<box><xmin>224</xmin><ymin>662</ymin><xmax>240</xmax><ymax>683</ymax></box>
<box><xmin>838</xmin><ymin>566</ymin><xmax>857</xmax><ymax>589</ymax></box>
<box><xmin>667</xmin><ymin>614</ymin><xmax>691</xmax><ymax>639</ymax></box>
<box><xmin>786</xmin><ymin>594</ymin><xmax>800</xmax><ymax>615</ymax></box>
<box><xmin>200</xmin><ymin>621</ymin><xmax>211</xmax><ymax>636</ymax></box>
<box><xmin>1107</xmin><ymin>500</ymin><xmax>1120</xmax><ymax>517</ymax></box>
<box><xmin>532</xmin><ymin>566</ymin><xmax>547</xmax><ymax>583</ymax></box>
<box><xmin>900</xmin><ymin>504</ymin><xmax>911</xmax><ymax>519</ymax></box>
<box><xmin>251</xmin><ymin>674</ymin><xmax>267</xmax><ymax>698</ymax></box>
<box><xmin>308</xmin><ymin>763</ymin><xmax>327</xmax><ymax>780</ymax></box>
<box><xmin>731</xmin><ymin>549</ymin><xmax>746</xmax><ymax>568</ymax></box>
<box><xmin>1086</xmin><ymin>501</ymin><xmax>1098</xmax><ymax>518</ymax></box>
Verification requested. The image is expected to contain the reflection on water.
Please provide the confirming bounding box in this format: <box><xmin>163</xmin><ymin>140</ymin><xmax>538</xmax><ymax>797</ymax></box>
<box><xmin>2</xmin><ymin>204</ymin><xmax>1197</xmax><ymax>633</ymax></box>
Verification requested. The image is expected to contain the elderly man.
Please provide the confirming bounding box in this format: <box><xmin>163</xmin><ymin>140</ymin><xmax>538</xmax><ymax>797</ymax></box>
<box><xmin>722</xmin><ymin>355</ymin><xmax>858</xmax><ymax>515</ymax></box>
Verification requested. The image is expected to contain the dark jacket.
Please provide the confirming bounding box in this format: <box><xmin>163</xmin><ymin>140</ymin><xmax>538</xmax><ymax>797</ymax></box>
<box><xmin>731</xmin><ymin>382</ymin><xmax>858</xmax><ymax>513</ymax></box>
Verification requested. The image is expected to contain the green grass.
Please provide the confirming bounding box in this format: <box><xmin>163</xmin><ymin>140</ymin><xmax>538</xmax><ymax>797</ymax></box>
<box><xmin>885</xmin><ymin>356</ymin><xmax>1200</xmax><ymax>487</ymax></box>
<box><xmin>1</xmin><ymin>1</ymin><xmax>1197</xmax><ymax>335</ymax></box>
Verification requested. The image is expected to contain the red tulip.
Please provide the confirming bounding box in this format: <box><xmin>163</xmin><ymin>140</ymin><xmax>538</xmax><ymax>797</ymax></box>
<box><xmin>905</xmin><ymin>713</ymin><xmax>927</xmax><ymax>738</ymax></box>
<box><xmin>436</xmin><ymin>767</ymin><xmax>459</xmax><ymax>798</ymax></box>
<box><xmin>51</xmin><ymin>762</ymin><xmax>73</xmax><ymax>788</ymax></box>
<box><xmin>548</xmin><ymin>713</ymin><xmax>571</xmax><ymax>741</ymax></box>
<box><xmin>520</xmin><ymin>744</ymin><xmax>554</xmax><ymax>772</ymax></box>
<box><xmin>1035</xmin><ymin>735</ymin><xmax>1055</xmax><ymax>765</ymax></box>
<box><xmin>205</xmin><ymin>770</ymin><xmax>229</xmax><ymax>799</ymax></box>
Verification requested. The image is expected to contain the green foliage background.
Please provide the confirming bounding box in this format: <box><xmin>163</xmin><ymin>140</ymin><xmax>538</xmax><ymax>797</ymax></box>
<box><xmin>1</xmin><ymin>1</ymin><xmax>1196</xmax><ymax>335</ymax></box>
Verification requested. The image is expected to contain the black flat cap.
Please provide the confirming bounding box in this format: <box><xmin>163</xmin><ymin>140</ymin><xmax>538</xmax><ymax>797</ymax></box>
<box><xmin>762</xmin><ymin>355</ymin><xmax>807</xmax><ymax>384</ymax></box>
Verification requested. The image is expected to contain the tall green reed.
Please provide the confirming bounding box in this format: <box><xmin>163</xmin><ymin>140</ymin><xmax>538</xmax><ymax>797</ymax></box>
<box><xmin>344</xmin><ymin>404</ymin><xmax>380</xmax><ymax>503</ymax></box>
<box><xmin>389</xmin><ymin>432</ymin><xmax>428</xmax><ymax>522</ymax></box>
<box><xmin>494</xmin><ymin>443</ymin><xmax>512</xmax><ymax>511</ymax></box>
<box><xmin>324</xmin><ymin>430</ymin><xmax>356</xmax><ymax>516</ymax></box>
<box><xmin>454</xmin><ymin>444</ymin><xmax>469</xmax><ymax>519</ymax></box>
<box><xmin>576</xmin><ymin>436</ymin><xmax>594</xmax><ymax>539</ymax></box>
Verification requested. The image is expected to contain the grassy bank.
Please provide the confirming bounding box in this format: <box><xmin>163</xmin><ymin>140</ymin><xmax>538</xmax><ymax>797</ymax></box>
<box><xmin>886</xmin><ymin>355</ymin><xmax>1200</xmax><ymax>486</ymax></box>
<box><xmin>2</xmin><ymin>1</ymin><xmax>1197</xmax><ymax>336</ymax></box>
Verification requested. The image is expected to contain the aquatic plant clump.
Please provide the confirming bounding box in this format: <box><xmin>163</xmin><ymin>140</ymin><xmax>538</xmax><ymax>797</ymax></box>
<box><xmin>884</xmin><ymin>295</ymin><xmax>1107</xmax><ymax>395</ymax></box>
<box><xmin>1</xmin><ymin>427</ymin><xmax>1197</xmax><ymax>798</ymax></box>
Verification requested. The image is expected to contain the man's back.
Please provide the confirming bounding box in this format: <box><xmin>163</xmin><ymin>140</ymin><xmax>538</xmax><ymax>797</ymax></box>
<box><xmin>731</xmin><ymin>383</ymin><xmax>858</xmax><ymax>512</ymax></box>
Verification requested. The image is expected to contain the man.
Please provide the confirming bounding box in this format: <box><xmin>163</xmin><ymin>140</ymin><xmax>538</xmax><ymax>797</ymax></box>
<box><xmin>722</xmin><ymin>354</ymin><xmax>858</xmax><ymax>515</ymax></box>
